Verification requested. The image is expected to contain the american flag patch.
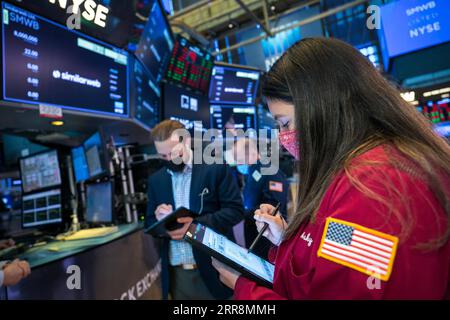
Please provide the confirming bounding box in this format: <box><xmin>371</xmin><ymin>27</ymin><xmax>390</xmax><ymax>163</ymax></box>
<box><xmin>269</xmin><ymin>181</ymin><xmax>283</xmax><ymax>192</ymax></box>
<box><xmin>317</xmin><ymin>217</ymin><xmax>398</xmax><ymax>281</ymax></box>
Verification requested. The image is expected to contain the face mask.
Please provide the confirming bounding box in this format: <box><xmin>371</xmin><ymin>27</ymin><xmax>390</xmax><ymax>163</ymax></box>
<box><xmin>236</xmin><ymin>164</ymin><xmax>250</xmax><ymax>175</ymax></box>
<box><xmin>162</xmin><ymin>159</ymin><xmax>185</xmax><ymax>173</ymax></box>
<box><xmin>279</xmin><ymin>129</ymin><xmax>300</xmax><ymax>160</ymax></box>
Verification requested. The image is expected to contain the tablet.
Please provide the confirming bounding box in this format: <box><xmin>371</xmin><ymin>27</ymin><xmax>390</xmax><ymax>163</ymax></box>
<box><xmin>145</xmin><ymin>207</ymin><xmax>196</xmax><ymax>237</ymax></box>
<box><xmin>184</xmin><ymin>223</ymin><xmax>275</xmax><ymax>287</ymax></box>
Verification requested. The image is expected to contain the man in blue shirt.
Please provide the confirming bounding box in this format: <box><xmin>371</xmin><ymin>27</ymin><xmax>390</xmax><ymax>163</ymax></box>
<box><xmin>146</xmin><ymin>120</ymin><xmax>244</xmax><ymax>300</ymax></box>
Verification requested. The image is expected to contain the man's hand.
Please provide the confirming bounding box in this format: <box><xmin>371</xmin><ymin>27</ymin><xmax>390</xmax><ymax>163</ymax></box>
<box><xmin>212</xmin><ymin>258</ymin><xmax>240</xmax><ymax>290</ymax></box>
<box><xmin>167</xmin><ymin>217</ymin><xmax>193</xmax><ymax>240</ymax></box>
<box><xmin>3</xmin><ymin>259</ymin><xmax>31</xmax><ymax>286</ymax></box>
<box><xmin>0</xmin><ymin>239</ymin><xmax>15</xmax><ymax>250</ymax></box>
<box><xmin>155</xmin><ymin>204</ymin><xmax>173</xmax><ymax>221</ymax></box>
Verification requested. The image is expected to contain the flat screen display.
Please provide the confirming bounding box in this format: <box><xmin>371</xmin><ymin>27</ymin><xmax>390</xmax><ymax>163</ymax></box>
<box><xmin>71</xmin><ymin>146</ymin><xmax>89</xmax><ymax>183</ymax></box>
<box><xmin>22</xmin><ymin>188</ymin><xmax>62</xmax><ymax>228</ymax></box>
<box><xmin>163</xmin><ymin>83</ymin><xmax>210</xmax><ymax>132</ymax></box>
<box><xmin>2</xmin><ymin>2</ymin><xmax>129</xmax><ymax>117</ymax></box>
<box><xmin>166</xmin><ymin>36</ymin><xmax>213</xmax><ymax>94</ymax></box>
<box><xmin>378</xmin><ymin>0</ymin><xmax>450</xmax><ymax>67</ymax></box>
<box><xmin>20</xmin><ymin>150</ymin><xmax>61</xmax><ymax>194</ymax></box>
<box><xmin>132</xmin><ymin>58</ymin><xmax>161</xmax><ymax>129</ymax></box>
<box><xmin>86</xmin><ymin>181</ymin><xmax>113</xmax><ymax>224</ymax></box>
<box><xmin>209</xmin><ymin>64</ymin><xmax>260</xmax><ymax>105</ymax></box>
<box><xmin>210</xmin><ymin>105</ymin><xmax>257</xmax><ymax>136</ymax></box>
<box><xmin>135</xmin><ymin>0</ymin><xmax>173</xmax><ymax>84</ymax></box>
<box><xmin>83</xmin><ymin>132</ymin><xmax>107</xmax><ymax>178</ymax></box>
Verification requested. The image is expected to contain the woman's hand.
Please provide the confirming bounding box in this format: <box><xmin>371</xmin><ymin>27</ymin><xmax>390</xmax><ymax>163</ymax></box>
<box><xmin>254</xmin><ymin>204</ymin><xmax>287</xmax><ymax>246</ymax></box>
<box><xmin>212</xmin><ymin>258</ymin><xmax>241</xmax><ymax>290</ymax></box>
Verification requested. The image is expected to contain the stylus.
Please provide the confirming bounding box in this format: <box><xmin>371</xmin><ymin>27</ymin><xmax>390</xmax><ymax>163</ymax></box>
<box><xmin>247</xmin><ymin>202</ymin><xmax>281</xmax><ymax>253</ymax></box>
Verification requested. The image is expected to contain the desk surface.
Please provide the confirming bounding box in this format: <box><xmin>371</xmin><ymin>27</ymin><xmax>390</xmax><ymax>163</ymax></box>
<box><xmin>18</xmin><ymin>223</ymin><xmax>142</xmax><ymax>269</ymax></box>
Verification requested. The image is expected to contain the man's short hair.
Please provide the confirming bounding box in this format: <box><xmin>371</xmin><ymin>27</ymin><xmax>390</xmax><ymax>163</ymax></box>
<box><xmin>151</xmin><ymin>120</ymin><xmax>185</xmax><ymax>142</ymax></box>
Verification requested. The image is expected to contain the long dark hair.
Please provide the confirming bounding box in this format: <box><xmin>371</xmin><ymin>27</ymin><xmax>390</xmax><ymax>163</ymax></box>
<box><xmin>263</xmin><ymin>38</ymin><xmax>450</xmax><ymax>248</ymax></box>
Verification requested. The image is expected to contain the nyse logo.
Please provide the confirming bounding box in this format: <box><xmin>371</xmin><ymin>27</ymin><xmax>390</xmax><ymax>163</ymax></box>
<box><xmin>48</xmin><ymin>0</ymin><xmax>109</xmax><ymax>28</ymax></box>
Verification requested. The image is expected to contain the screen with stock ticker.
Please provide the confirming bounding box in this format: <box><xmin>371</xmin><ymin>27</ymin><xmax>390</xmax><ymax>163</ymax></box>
<box><xmin>165</xmin><ymin>36</ymin><xmax>213</xmax><ymax>94</ymax></box>
<box><xmin>2</xmin><ymin>2</ymin><xmax>129</xmax><ymax>117</ymax></box>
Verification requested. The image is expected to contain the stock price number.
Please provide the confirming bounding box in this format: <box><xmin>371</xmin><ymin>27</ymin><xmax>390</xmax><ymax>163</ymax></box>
<box><xmin>24</xmin><ymin>48</ymin><xmax>39</xmax><ymax>58</ymax></box>
<box><xmin>27</xmin><ymin>63</ymin><xmax>39</xmax><ymax>73</ymax></box>
<box><xmin>13</xmin><ymin>30</ymin><xmax>39</xmax><ymax>45</ymax></box>
<box><xmin>27</xmin><ymin>77</ymin><xmax>39</xmax><ymax>86</ymax></box>
<box><xmin>27</xmin><ymin>91</ymin><xmax>39</xmax><ymax>100</ymax></box>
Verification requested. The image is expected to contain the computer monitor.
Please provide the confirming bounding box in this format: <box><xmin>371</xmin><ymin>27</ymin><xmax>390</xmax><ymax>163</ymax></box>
<box><xmin>210</xmin><ymin>105</ymin><xmax>257</xmax><ymax>138</ymax></box>
<box><xmin>19</xmin><ymin>150</ymin><xmax>61</xmax><ymax>194</ymax></box>
<box><xmin>209</xmin><ymin>64</ymin><xmax>260</xmax><ymax>105</ymax></box>
<box><xmin>165</xmin><ymin>36</ymin><xmax>213</xmax><ymax>94</ymax></box>
<box><xmin>83</xmin><ymin>132</ymin><xmax>108</xmax><ymax>179</ymax></box>
<box><xmin>135</xmin><ymin>0</ymin><xmax>173</xmax><ymax>84</ymax></box>
<box><xmin>2</xmin><ymin>2</ymin><xmax>129</xmax><ymax>117</ymax></box>
<box><xmin>131</xmin><ymin>57</ymin><xmax>161</xmax><ymax>130</ymax></box>
<box><xmin>85</xmin><ymin>181</ymin><xmax>113</xmax><ymax>225</ymax></box>
<box><xmin>163</xmin><ymin>83</ymin><xmax>210</xmax><ymax>132</ymax></box>
<box><xmin>71</xmin><ymin>146</ymin><xmax>89</xmax><ymax>183</ymax></box>
<box><xmin>22</xmin><ymin>188</ymin><xmax>62</xmax><ymax>228</ymax></box>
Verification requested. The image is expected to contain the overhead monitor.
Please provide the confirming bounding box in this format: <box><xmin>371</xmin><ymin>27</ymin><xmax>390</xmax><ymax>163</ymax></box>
<box><xmin>209</xmin><ymin>64</ymin><xmax>260</xmax><ymax>105</ymax></box>
<box><xmin>163</xmin><ymin>83</ymin><xmax>210</xmax><ymax>132</ymax></box>
<box><xmin>165</xmin><ymin>36</ymin><xmax>213</xmax><ymax>94</ymax></box>
<box><xmin>131</xmin><ymin>57</ymin><xmax>161</xmax><ymax>129</ymax></box>
<box><xmin>2</xmin><ymin>2</ymin><xmax>129</xmax><ymax>117</ymax></box>
<box><xmin>135</xmin><ymin>0</ymin><xmax>173</xmax><ymax>84</ymax></box>
<box><xmin>210</xmin><ymin>105</ymin><xmax>257</xmax><ymax>138</ymax></box>
<box><xmin>378</xmin><ymin>0</ymin><xmax>450</xmax><ymax>68</ymax></box>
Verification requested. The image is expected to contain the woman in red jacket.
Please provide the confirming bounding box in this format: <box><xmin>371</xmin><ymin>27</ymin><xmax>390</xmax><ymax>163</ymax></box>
<box><xmin>212</xmin><ymin>38</ymin><xmax>450</xmax><ymax>299</ymax></box>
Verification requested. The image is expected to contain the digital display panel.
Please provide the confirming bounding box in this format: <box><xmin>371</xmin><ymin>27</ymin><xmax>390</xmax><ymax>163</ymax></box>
<box><xmin>378</xmin><ymin>0</ymin><xmax>450</xmax><ymax>67</ymax></box>
<box><xmin>163</xmin><ymin>83</ymin><xmax>210</xmax><ymax>132</ymax></box>
<box><xmin>2</xmin><ymin>2</ymin><xmax>129</xmax><ymax>116</ymax></box>
<box><xmin>83</xmin><ymin>132</ymin><xmax>107</xmax><ymax>179</ymax></box>
<box><xmin>20</xmin><ymin>150</ymin><xmax>61</xmax><ymax>194</ymax></box>
<box><xmin>132</xmin><ymin>58</ymin><xmax>161</xmax><ymax>129</ymax></box>
<box><xmin>209</xmin><ymin>64</ymin><xmax>260</xmax><ymax>105</ymax></box>
<box><xmin>86</xmin><ymin>181</ymin><xmax>113</xmax><ymax>224</ymax></box>
<box><xmin>210</xmin><ymin>105</ymin><xmax>257</xmax><ymax>136</ymax></box>
<box><xmin>71</xmin><ymin>146</ymin><xmax>89</xmax><ymax>183</ymax></box>
<box><xmin>166</xmin><ymin>36</ymin><xmax>213</xmax><ymax>94</ymax></box>
<box><xmin>22</xmin><ymin>188</ymin><xmax>62</xmax><ymax>228</ymax></box>
<box><xmin>135</xmin><ymin>0</ymin><xmax>173</xmax><ymax>84</ymax></box>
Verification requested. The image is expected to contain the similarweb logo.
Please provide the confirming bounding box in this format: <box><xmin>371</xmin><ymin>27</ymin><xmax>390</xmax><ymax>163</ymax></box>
<box><xmin>52</xmin><ymin>70</ymin><xmax>101</xmax><ymax>88</ymax></box>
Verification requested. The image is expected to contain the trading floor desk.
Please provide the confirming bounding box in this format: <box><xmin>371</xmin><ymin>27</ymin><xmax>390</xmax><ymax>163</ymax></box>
<box><xmin>1</xmin><ymin>223</ymin><xmax>162</xmax><ymax>300</ymax></box>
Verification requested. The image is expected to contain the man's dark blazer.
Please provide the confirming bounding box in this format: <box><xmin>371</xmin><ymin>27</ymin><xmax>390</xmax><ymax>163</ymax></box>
<box><xmin>146</xmin><ymin>163</ymin><xmax>245</xmax><ymax>299</ymax></box>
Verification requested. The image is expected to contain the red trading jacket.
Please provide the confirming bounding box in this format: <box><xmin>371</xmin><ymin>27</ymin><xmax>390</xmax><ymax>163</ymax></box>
<box><xmin>234</xmin><ymin>145</ymin><xmax>450</xmax><ymax>300</ymax></box>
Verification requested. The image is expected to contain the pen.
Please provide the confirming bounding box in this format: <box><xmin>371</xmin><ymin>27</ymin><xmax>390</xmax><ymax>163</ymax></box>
<box><xmin>248</xmin><ymin>202</ymin><xmax>281</xmax><ymax>253</ymax></box>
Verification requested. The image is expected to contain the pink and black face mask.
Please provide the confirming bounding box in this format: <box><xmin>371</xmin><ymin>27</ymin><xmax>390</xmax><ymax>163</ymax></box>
<box><xmin>278</xmin><ymin>129</ymin><xmax>300</xmax><ymax>160</ymax></box>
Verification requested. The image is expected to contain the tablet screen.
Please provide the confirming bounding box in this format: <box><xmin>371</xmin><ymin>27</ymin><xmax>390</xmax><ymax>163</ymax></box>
<box><xmin>192</xmin><ymin>224</ymin><xmax>275</xmax><ymax>284</ymax></box>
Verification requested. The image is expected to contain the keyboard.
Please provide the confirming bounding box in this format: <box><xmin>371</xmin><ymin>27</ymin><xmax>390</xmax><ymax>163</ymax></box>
<box><xmin>59</xmin><ymin>226</ymin><xmax>118</xmax><ymax>241</ymax></box>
